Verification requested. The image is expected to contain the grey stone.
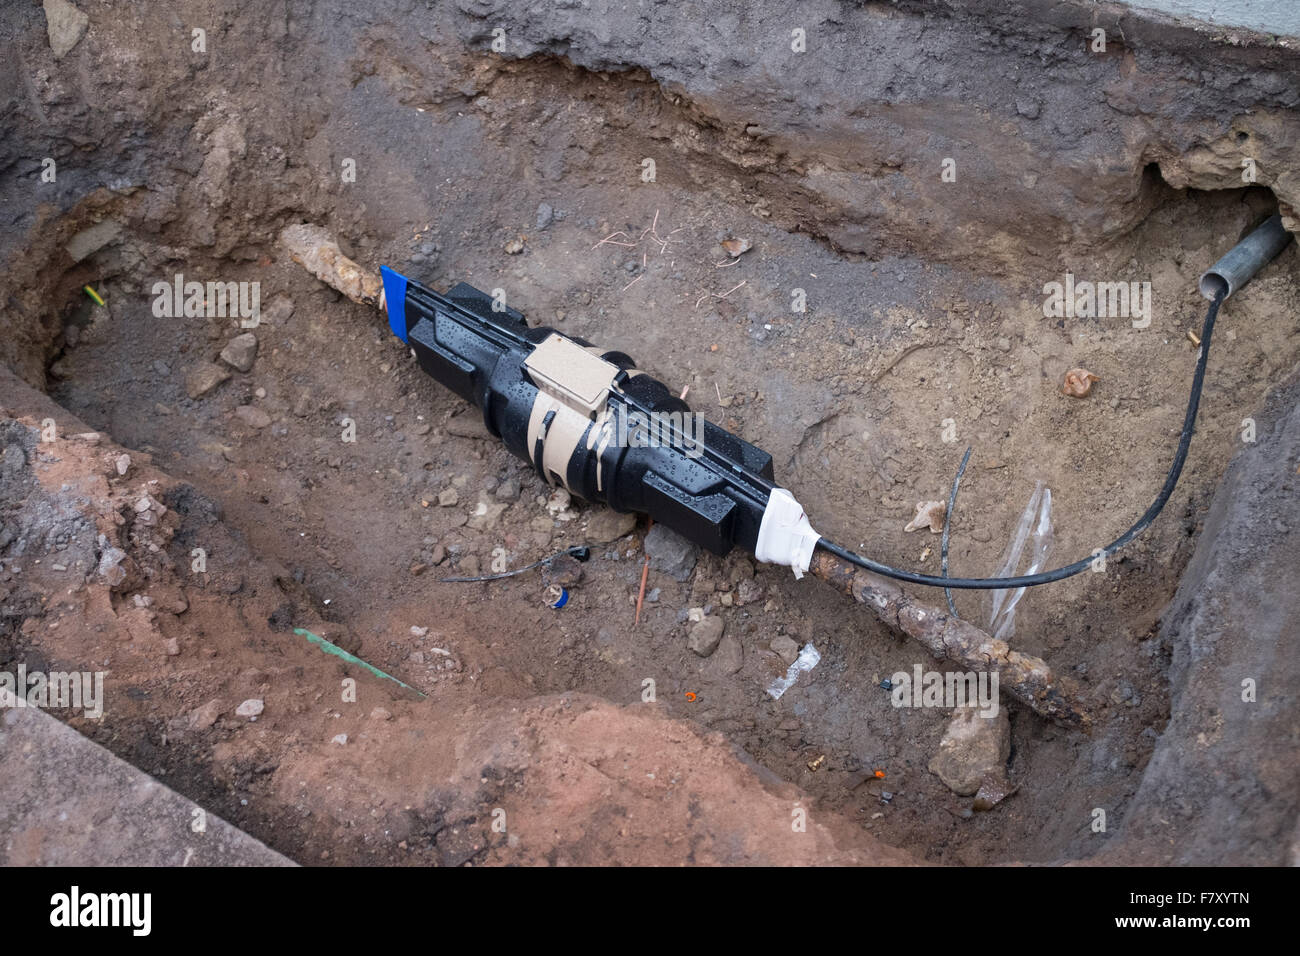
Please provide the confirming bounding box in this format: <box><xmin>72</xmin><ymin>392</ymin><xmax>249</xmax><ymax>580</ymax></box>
<box><xmin>587</xmin><ymin>508</ymin><xmax>636</xmax><ymax>543</ymax></box>
<box><xmin>234</xmin><ymin>405</ymin><xmax>271</xmax><ymax>429</ymax></box>
<box><xmin>644</xmin><ymin>524</ymin><xmax>699</xmax><ymax>581</ymax></box>
<box><xmin>688</xmin><ymin>616</ymin><xmax>725</xmax><ymax>657</ymax></box>
<box><xmin>43</xmin><ymin>0</ymin><xmax>89</xmax><ymax>60</ymax></box>
<box><xmin>711</xmin><ymin>635</ymin><xmax>743</xmax><ymax>674</ymax></box>
<box><xmin>64</xmin><ymin>220</ymin><xmax>121</xmax><ymax>262</ymax></box>
<box><xmin>220</xmin><ymin>333</ymin><xmax>258</xmax><ymax>372</ymax></box>
<box><xmin>770</xmin><ymin>635</ymin><xmax>799</xmax><ymax>665</ymax></box>
<box><xmin>495</xmin><ymin>477</ymin><xmax>520</xmax><ymax>501</ymax></box>
<box><xmin>185</xmin><ymin>363</ymin><xmax>230</xmax><ymax>399</ymax></box>
<box><xmin>928</xmin><ymin>706</ymin><xmax>1010</xmax><ymax>796</ymax></box>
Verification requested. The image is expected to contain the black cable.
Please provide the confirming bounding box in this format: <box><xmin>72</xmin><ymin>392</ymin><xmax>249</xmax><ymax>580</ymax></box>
<box><xmin>941</xmin><ymin>446</ymin><xmax>972</xmax><ymax>614</ymax></box>
<box><xmin>817</xmin><ymin>288</ymin><xmax>1225</xmax><ymax>590</ymax></box>
<box><xmin>438</xmin><ymin>545</ymin><xmax>591</xmax><ymax>583</ymax></box>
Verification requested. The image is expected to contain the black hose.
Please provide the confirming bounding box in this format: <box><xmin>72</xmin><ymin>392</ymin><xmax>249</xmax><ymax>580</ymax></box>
<box><xmin>817</xmin><ymin>287</ymin><xmax>1226</xmax><ymax>589</ymax></box>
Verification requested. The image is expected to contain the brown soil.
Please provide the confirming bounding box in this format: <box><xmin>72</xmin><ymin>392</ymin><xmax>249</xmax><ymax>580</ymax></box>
<box><xmin>2</xmin><ymin>0</ymin><xmax>1298</xmax><ymax>865</ymax></box>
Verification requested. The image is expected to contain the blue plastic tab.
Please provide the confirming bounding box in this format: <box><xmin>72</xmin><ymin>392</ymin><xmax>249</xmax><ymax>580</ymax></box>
<box><xmin>379</xmin><ymin>265</ymin><xmax>409</xmax><ymax>343</ymax></box>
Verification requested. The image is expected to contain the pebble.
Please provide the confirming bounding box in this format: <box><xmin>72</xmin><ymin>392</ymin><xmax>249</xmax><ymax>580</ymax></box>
<box><xmin>770</xmin><ymin>635</ymin><xmax>799</xmax><ymax>665</ymax></box>
<box><xmin>235</xmin><ymin>405</ymin><xmax>272</xmax><ymax>429</ymax></box>
<box><xmin>437</xmin><ymin>488</ymin><xmax>459</xmax><ymax>507</ymax></box>
<box><xmin>712</xmin><ymin>635</ymin><xmax>743</xmax><ymax>674</ymax></box>
<box><xmin>331</xmin><ymin>734</ymin><xmax>348</xmax><ymax>745</ymax></box>
<box><xmin>114</xmin><ymin>454</ymin><xmax>131</xmax><ymax>476</ymax></box>
<box><xmin>645</xmin><ymin>524</ymin><xmax>699</xmax><ymax>581</ymax></box>
<box><xmin>235</xmin><ymin>698</ymin><xmax>264</xmax><ymax>718</ymax></box>
<box><xmin>586</xmin><ymin>508</ymin><xmax>637</xmax><ymax>543</ymax></box>
<box><xmin>495</xmin><ymin>477</ymin><xmax>520</xmax><ymax>501</ymax></box>
<box><xmin>688</xmin><ymin>616</ymin><xmax>725</xmax><ymax>657</ymax></box>
<box><xmin>536</xmin><ymin>203</ymin><xmax>554</xmax><ymax>230</ymax></box>
<box><xmin>185</xmin><ymin>363</ymin><xmax>230</xmax><ymax>399</ymax></box>
<box><xmin>190</xmin><ymin>699</ymin><xmax>224</xmax><ymax>731</ymax></box>
<box><xmin>219</xmin><ymin>333</ymin><xmax>259</xmax><ymax>373</ymax></box>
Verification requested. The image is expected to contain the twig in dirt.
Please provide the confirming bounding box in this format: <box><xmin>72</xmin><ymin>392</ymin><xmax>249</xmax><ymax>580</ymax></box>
<box><xmin>591</xmin><ymin>231</ymin><xmax>636</xmax><ymax>250</ymax></box>
<box><xmin>622</xmin><ymin>274</ymin><xmax>643</xmax><ymax>292</ymax></box>
<box><xmin>635</xmin><ymin>519</ymin><xmax>653</xmax><ymax>625</ymax></box>
<box><xmin>942</xmin><ymin>446</ymin><xmax>972</xmax><ymax>618</ymax></box>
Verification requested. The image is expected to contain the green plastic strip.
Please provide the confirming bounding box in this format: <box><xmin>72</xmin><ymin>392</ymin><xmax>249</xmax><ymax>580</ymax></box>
<box><xmin>294</xmin><ymin>627</ymin><xmax>425</xmax><ymax>698</ymax></box>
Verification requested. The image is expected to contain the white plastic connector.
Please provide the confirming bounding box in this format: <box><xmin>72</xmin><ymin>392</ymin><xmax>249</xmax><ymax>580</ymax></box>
<box><xmin>755</xmin><ymin>488</ymin><xmax>820</xmax><ymax>579</ymax></box>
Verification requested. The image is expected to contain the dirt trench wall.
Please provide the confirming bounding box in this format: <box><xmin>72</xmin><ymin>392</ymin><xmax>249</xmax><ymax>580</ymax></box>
<box><xmin>435</xmin><ymin>0</ymin><xmax>1300</xmax><ymax>263</ymax></box>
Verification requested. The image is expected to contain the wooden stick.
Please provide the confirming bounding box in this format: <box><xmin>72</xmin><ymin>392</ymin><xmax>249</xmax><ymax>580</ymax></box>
<box><xmin>808</xmin><ymin>551</ymin><xmax>1093</xmax><ymax>731</ymax></box>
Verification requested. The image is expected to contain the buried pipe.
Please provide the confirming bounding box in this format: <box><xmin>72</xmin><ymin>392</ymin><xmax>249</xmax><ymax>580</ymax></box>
<box><xmin>1199</xmin><ymin>214</ymin><xmax>1293</xmax><ymax>301</ymax></box>
<box><xmin>279</xmin><ymin>213</ymin><xmax>1293</xmax><ymax>730</ymax></box>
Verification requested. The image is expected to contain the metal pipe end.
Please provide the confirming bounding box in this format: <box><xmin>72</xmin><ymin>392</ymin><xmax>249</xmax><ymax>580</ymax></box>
<box><xmin>1197</xmin><ymin>271</ymin><xmax>1230</xmax><ymax>301</ymax></box>
<box><xmin>1198</xmin><ymin>213</ymin><xmax>1292</xmax><ymax>301</ymax></box>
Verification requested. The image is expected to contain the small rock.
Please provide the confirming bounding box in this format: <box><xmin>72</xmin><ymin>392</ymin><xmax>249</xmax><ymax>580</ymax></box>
<box><xmin>220</xmin><ymin>333</ymin><xmax>259</xmax><ymax>373</ymax></box>
<box><xmin>541</xmin><ymin>554</ymin><xmax>584</xmax><ymax>588</ymax></box>
<box><xmin>1015</xmin><ymin>97</ymin><xmax>1040</xmax><ymax>119</ymax></box>
<box><xmin>587</xmin><ymin>508</ymin><xmax>637</xmax><ymax>543</ymax></box>
<box><xmin>43</xmin><ymin>0</ymin><xmax>89</xmax><ymax>60</ymax></box>
<box><xmin>904</xmin><ymin>500</ymin><xmax>946</xmax><ymax>534</ymax></box>
<box><xmin>467</xmin><ymin>497</ymin><xmax>508</xmax><ymax>531</ymax></box>
<box><xmin>688</xmin><ymin>616</ymin><xmax>725</xmax><ymax>657</ymax></box>
<box><xmin>735</xmin><ymin>578</ymin><xmax>763</xmax><ymax>606</ymax></box>
<box><xmin>496</xmin><ymin>477</ymin><xmax>520</xmax><ymax>501</ymax></box>
<box><xmin>262</xmin><ymin>295</ymin><xmax>295</xmax><ymax>325</ymax></box>
<box><xmin>437</xmin><ymin>488</ymin><xmax>459</xmax><ymax>507</ymax></box>
<box><xmin>770</xmin><ymin>634</ymin><xmax>799</xmax><ymax>665</ymax></box>
<box><xmin>644</xmin><ymin>524</ymin><xmax>699</xmax><ymax>581</ymax></box>
<box><xmin>445</xmin><ymin>411</ymin><xmax>491</xmax><ymax>440</ymax></box>
<box><xmin>370</xmin><ymin>707</ymin><xmax>392</xmax><ymax>721</ymax></box>
<box><xmin>410</xmin><ymin>626</ymin><xmax>429</xmax><ymax>637</ymax></box>
<box><xmin>536</xmin><ymin>203</ymin><xmax>554</xmax><ymax>230</ymax></box>
<box><xmin>928</xmin><ymin>705</ymin><xmax>1011</xmax><ymax>796</ymax></box>
<box><xmin>504</xmin><ymin>237</ymin><xmax>525</xmax><ymax>255</ymax></box>
<box><xmin>185</xmin><ymin>363</ymin><xmax>231</xmax><ymax>399</ymax></box>
<box><xmin>189</xmin><ymin>699</ymin><xmax>224</xmax><ymax>731</ymax></box>
<box><xmin>164</xmin><ymin>637</ymin><xmax>180</xmax><ymax>656</ymax></box>
<box><xmin>711</xmin><ymin>635</ymin><xmax>743</xmax><ymax>674</ymax></box>
<box><xmin>235</xmin><ymin>698</ymin><xmax>265</xmax><ymax>718</ymax></box>
<box><xmin>114</xmin><ymin>453</ymin><xmax>131</xmax><ymax>476</ymax></box>
<box><xmin>234</xmin><ymin>405</ymin><xmax>272</xmax><ymax>429</ymax></box>
<box><xmin>331</xmin><ymin>733</ymin><xmax>348</xmax><ymax>746</ymax></box>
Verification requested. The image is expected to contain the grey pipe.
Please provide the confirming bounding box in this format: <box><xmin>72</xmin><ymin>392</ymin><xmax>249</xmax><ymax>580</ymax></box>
<box><xmin>1199</xmin><ymin>213</ymin><xmax>1293</xmax><ymax>300</ymax></box>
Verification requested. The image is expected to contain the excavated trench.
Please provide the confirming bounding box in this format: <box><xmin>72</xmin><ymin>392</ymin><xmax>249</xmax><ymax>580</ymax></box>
<box><xmin>2</xmin><ymin>0</ymin><xmax>1298</xmax><ymax>865</ymax></box>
